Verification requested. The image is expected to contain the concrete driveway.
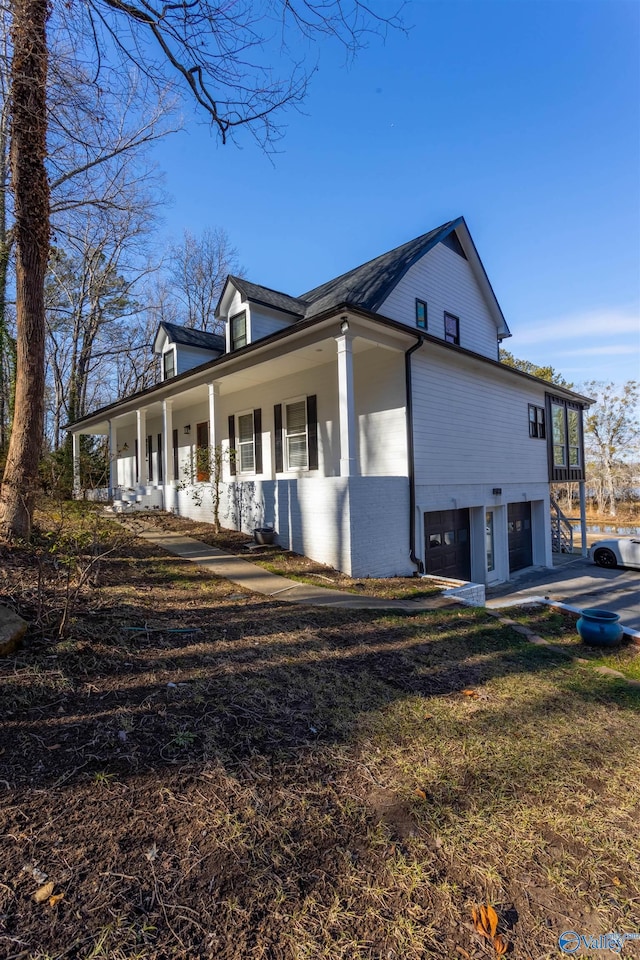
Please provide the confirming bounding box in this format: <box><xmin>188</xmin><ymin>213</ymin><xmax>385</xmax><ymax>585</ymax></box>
<box><xmin>486</xmin><ymin>555</ymin><xmax>640</xmax><ymax>632</ymax></box>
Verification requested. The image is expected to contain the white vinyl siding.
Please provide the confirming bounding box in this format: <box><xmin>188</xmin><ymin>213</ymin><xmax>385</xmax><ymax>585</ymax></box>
<box><xmin>175</xmin><ymin>344</ymin><xmax>222</xmax><ymax>375</ymax></box>
<box><xmin>378</xmin><ymin>242</ymin><xmax>501</xmax><ymax>359</ymax></box>
<box><xmin>250</xmin><ymin>306</ymin><xmax>296</xmax><ymax>343</ymax></box>
<box><xmin>412</xmin><ymin>346</ymin><xmax>549</xmax><ymax>486</ymax></box>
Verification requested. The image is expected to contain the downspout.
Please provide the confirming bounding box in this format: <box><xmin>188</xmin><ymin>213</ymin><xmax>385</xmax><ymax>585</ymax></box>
<box><xmin>405</xmin><ymin>335</ymin><xmax>424</xmax><ymax>573</ymax></box>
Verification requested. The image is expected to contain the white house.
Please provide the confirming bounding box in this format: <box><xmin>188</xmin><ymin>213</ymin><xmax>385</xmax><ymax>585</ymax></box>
<box><xmin>69</xmin><ymin>217</ymin><xmax>591</xmax><ymax>584</ymax></box>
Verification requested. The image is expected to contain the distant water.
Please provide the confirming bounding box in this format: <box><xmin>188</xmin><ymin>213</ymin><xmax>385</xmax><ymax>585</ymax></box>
<box><xmin>572</xmin><ymin>523</ymin><xmax>640</xmax><ymax>536</ymax></box>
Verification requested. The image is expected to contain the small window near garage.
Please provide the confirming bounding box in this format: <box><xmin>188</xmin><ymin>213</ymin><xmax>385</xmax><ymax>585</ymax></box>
<box><xmin>444</xmin><ymin>312</ymin><xmax>460</xmax><ymax>345</ymax></box>
<box><xmin>528</xmin><ymin>404</ymin><xmax>545</xmax><ymax>439</ymax></box>
<box><xmin>230</xmin><ymin>311</ymin><xmax>247</xmax><ymax>351</ymax></box>
<box><xmin>416</xmin><ymin>299</ymin><xmax>427</xmax><ymax>330</ymax></box>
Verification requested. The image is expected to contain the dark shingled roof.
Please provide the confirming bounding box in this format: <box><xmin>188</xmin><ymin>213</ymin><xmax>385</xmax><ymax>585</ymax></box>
<box><xmin>159</xmin><ymin>322</ymin><xmax>225</xmax><ymax>353</ymax></box>
<box><xmin>299</xmin><ymin>219</ymin><xmax>459</xmax><ymax>317</ymax></box>
<box><xmin>228</xmin><ymin>277</ymin><xmax>308</xmax><ymax>318</ymax></box>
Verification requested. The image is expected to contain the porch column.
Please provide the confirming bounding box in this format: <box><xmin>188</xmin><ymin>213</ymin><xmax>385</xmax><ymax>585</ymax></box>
<box><xmin>162</xmin><ymin>399</ymin><xmax>173</xmax><ymax>484</ymax></box>
<box><xmin>208</xmin><ymin>383</ymin><xmax>219</xmax><ymax>449</ymax></box>
<box><xmin>335</xmin><ymin>329</ymin><xmax>358</xmax><ymax>477</ymax></box>
<box><xmin>579</xmin><ymin>479</ymin><xmax>588</xmax><ymax>557</ymax></box>
<box><xmin>72</xmin><ymin>432</ymin><xmax>81</xmax><ymax>494</ymax></box>
<box><xmin>136</xmin><ymin>408</ymin><xmax>148</xmax><ymax>486</ymax></box>
<box><xmin>108</xmin><ymin>420</ymin><xmax>117</xmax><ymax>497</ymax></box>
<box><xmin>162</xmin><ymin>399</ymin><xmax>175</xmax><ymax>511</ymax></box>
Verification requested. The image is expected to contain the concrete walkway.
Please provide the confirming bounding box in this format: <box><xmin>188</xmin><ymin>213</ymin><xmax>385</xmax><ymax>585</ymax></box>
<box><xmin>133</xmin><ymin>526</ymin><xmax>456</xmax><ymax>613</ymax></box>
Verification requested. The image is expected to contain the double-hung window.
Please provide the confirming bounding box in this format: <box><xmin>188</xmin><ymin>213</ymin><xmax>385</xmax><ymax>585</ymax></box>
<box><xmin>228</xmin><ymin>409</ymin><xmax>262</xmax><ymax>477</ymax></box>
<box><xmin>237</xmin><ymin>412</ymin><xmax>255</xmax><ymax>473</ymax></box>
<box><xmin>285</xmin><ymin>400</ymin><xmax>308</xmax><ymax>470</ymax></box>
<box><xmin>230</xmin><ymin>311</ymin><xmax>247</xmax><ymax>351</ymax></box>
<box><xmin>163</xmin><ymin>350</ymin><xmax>175</xmax><ymax>380</ymax></box>
<box><xmin>274</xmin><ymin>396</ymin><xmax>318</xmax><ymax>473</ymax></box>
<box><xmin>528</xmin><ymin>404</ymin><xmax>545</xmax><ymax>439</ymax></box>
<box><xmin>444</xmin><ymin>312</ymin><xmax>460</xmax><ymax>345</ymax></box>
<box><xmin>551</xmin><ymin>403</ymin><xmax>567</xmax><ymax>467</ymax></box>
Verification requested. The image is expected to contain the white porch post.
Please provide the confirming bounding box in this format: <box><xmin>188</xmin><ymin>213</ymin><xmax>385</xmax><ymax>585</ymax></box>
<box><xmin>137</xmin><ymin>408</ymin><xmax>148</xmax><ymax>486</ymax></box>
<box><xmin>335</xmin><ymin>329</ymin><xmax>358</xmax><ymax>476</ymax></box>
<box><xmin>108</xmin><ymin>420</ymin><xmax>117</xmax><ymax>497</ymax></box>
<box><xmin>162</xmin><ymin>399</ymin><xmax>175</xmax><ymax>511</ymax></box>
<box><xmin>208</xmin><ymin>383</ymin><xmax>219</xmax><ymax>449</ymax></box>
<box><xmin>579</xmin><ymin>479</ymin><xmax>588</xmax><ymax>557</ymax></box>
<box><xmin>72</xmin><ymin>432</ymin><xmax>81</xmax><ymax>494</ymax></box>
<box><xmin>162</xmin><ymin>399</ymin><xmax>173</xmax><ymax>484</ymax></box>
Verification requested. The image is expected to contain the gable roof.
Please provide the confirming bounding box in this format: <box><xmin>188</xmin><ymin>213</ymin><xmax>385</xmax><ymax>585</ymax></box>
<box><xmin>217</xmin><ymin>217</ymin><xmax>510</xmax><ymax>339</ymax></box>
<box><xmin>299</xmin><ymin>219</ymin><xmax>460</xmax><ymax>318</ymax></box>
<box><xmin>154</xmin><ymin>321</ymin><xmax>225</xmax><ymax>354</ymax></box>
<box><xmin>227</xmin><ymin>277</ymin><xmax>308</xmax><ymax>318</ymax></box>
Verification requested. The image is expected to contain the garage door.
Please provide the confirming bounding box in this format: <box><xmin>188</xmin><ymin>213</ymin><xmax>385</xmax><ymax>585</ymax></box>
<box><xmin>508</xmin><ymin>502</ymin><xmax>533</xmax><ymax>572</ymax></box>
<box><xmin>424</xmin><ymin>509</ymin><xmax>471</xmax><ymax>580</ymax></box>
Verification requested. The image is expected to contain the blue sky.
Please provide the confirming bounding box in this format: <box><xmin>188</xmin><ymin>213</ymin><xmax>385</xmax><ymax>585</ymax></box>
<box><xmin>151</xmin><ymin>0</ymin><xmax>640</xmax><ymax>390</ymax></box>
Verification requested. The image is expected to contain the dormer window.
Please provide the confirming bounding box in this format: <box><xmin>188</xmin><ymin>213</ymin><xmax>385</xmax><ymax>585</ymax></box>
<box><xmin>163</xmin><ymin>350</ymin><xmax>175</xmax><ymax>380</ymax></box>
<box><xmin>230</xmin><ymin>311</ymin><xmax>247</xmax><ymax>351</ymax></box>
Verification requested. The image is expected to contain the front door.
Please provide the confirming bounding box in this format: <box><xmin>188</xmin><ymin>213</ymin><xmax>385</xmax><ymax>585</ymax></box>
<box><xmin>424</xmin><ymin>509</ymin><xmax>471</xmax><ymax>580</ymax></box>
<box><xmin>508</xmin><ymin>502</ymin><xmax>533</xmax><ymax>572</ymax></box>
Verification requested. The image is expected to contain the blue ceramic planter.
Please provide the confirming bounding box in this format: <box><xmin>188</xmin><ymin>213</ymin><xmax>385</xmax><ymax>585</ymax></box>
<box><xmin>576</xmin><ymin>608</ymin><xmax>624</xmax><ymax>647</ymax></box>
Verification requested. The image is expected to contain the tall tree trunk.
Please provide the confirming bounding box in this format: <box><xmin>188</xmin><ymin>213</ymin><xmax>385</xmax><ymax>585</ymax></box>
<box><xmin>0</xmin><ymin>0</ymin><xmax>49</xmax><ymax>539</ymax></box>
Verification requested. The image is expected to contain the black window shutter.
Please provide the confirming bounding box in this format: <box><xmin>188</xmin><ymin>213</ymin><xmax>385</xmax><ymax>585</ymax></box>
<box><xmin>274</xmin><ymin>404</ymin><xmax>283</xmax><ymax>473</ymax></box>
<box><xmin>172</xmin><ymin>428</ymin><xmax>178</xmax><ymax>481</ymax></box>
<box><xmin>158</xmin><ymin>433</ymin><xmax>163</xmax><ymax>481</ymax></box>
<box><xmin>253</xmin><ymin>408</ymin><xmax>263</xmax><ymax>474</ymax></box>
<box><xmin>228</xmin><ymin>414</ymin><xmax>236</xmax><ymax>476</ymax></box>
<box><xmin>135</xmin><ymin>438</ymin><xmax>139</xmax><ymax>483</ymax></box>
<box><xmin>307</xmin><ymin>395</ymin><xmax>318</xmax><ymax>470</ymax></box>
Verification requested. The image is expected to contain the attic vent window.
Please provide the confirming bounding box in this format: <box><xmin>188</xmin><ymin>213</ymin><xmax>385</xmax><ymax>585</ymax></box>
<box><xmin>415</xmin><ymin>299</ymin><xmax>427</xmax><ymax>330</ymax></box>
<box><xmin>441</xmin><ymin>231</ymin><xmax>467</xmax><ymax>259</ymax></box>
<box><xmin>231</xmin><ymin>311</ymin><xmax>247</xmax><ymax>351</ymax></box>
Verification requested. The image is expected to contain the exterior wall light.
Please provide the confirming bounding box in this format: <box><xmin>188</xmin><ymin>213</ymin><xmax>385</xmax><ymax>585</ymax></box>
<box><xmin>340</xmin><ymin>318</ymin><xmax>349</xmax><ymax>335</ymax></box>
<box><xmin>184</xmin><ymin>424</ymin><xmax>191</xmax><ymax>435</ymax></box>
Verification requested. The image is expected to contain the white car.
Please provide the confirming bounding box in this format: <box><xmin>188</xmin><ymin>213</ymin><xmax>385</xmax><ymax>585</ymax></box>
<box><xmin>590</xmin><ymin>537</ymin><xmax>640</xmax><ymax>570</ymax></box>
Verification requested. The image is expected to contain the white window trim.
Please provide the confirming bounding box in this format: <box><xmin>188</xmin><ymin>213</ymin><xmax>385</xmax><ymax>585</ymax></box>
<box><xmin>229</xmin><ymin>309</ymin><xmax>249</xmax><ymax>352</ymax></box>
<box><xmin>162</xmin><ymin>345</ymin><xmax>176</xmax><ymax>380</ymax></box>
<box><xmin>283</xmin><ymin>395</ymin><xmax>309</xmax><ymax>473</ymax></box>
<box><xmin>236</xmin><ymin>409</ymin><xmax>256</xmax><ymax>475</ymax></box>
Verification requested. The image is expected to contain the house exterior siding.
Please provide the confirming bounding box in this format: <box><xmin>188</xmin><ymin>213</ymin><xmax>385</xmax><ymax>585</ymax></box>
<box><xmin>249</xmin><ymin>305</ymin><xmax>296</xmax><ymax>343</ymax></box>
<box><xmin>379</xmin><ymin>242</ymin><xmax>500</xmax><ymax>359</ymax></box>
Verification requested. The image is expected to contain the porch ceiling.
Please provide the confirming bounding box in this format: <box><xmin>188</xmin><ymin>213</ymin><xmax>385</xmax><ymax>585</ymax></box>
<box><xmin>72</xmin><ymin>315</ymin><xmax>414</xmax><ymax>436</ymax></box>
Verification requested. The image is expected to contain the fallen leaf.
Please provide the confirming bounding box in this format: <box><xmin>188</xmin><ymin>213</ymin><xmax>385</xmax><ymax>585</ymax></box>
<box><xmin>48</xmin><ymin>892</ymin><xmax>64</xmax><ymax>907</ymax></box>
<box><xmin>455</xmin><ymin>948</ymin><xmax>471</xmax><ymax>959</ymax></box>
<box><xmin>414</xmin><ymin>788</ymin><xmax>427</xmax><ymax>800</ymax></box>
<box><xmin>462</xmin><ymin>689</ymin><xmax>478</xmax><ymax>698</ymax></box>
<box><xmin>486</xmin><ymin>904</ymin><xmax>499</xmax><ymax>938</ymax></box>
<box><xmin>612</xmin><ymin>877</ymin><xmax>621</xmax><ymax>886</ymax></box>
<box><xmin>34</xmin><ymin>882</ymin><xmax>55</xmax><ymax>903</ymax></box>
<box><xmin>493</xmin><ymin>934</ymin><xmax>508</xmax><ymax>955</ymax></box>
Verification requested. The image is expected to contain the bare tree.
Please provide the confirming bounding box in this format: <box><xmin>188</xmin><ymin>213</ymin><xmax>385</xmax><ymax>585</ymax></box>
<box><xmin>169</xmin><ymin>227</ymin><xmax>242</xmax><ymax>333</ymax></box>
<box><xmin>1</xmin><ymin>0</ymin><xmax>402</xmax><ymax>538</ymax></box>
<box><xmin>584</xmin><ymin>380</ymin><xmax>640</xmax><ymax>517</ymax></box>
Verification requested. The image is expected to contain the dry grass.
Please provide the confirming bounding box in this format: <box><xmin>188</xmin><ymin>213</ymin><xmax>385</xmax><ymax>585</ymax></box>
<box><xmin>0</xmin><ymin>503</ymin><xmax>639</xmax><ymax>959</ymax></box>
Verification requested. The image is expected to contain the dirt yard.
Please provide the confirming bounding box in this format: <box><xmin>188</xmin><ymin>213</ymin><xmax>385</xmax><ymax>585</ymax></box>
<box><xmin>1</xmin><ymin>506</ymin><xmax>639</xmax><ymax>959</ymax></box>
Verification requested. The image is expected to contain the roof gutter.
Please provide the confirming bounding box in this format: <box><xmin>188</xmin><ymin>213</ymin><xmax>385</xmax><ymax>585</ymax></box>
<box><xmin>405</xmin><ymin>335</ymin><xmax>425</xmax><ymax>574</ymax></box>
